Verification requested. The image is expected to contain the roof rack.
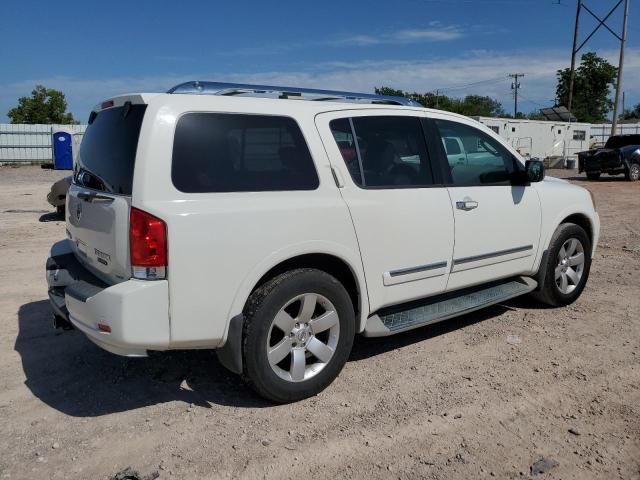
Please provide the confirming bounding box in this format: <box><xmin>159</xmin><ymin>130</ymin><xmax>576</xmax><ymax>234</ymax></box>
<box><xmin>167</xmin><ymin>81</ymin><xmax>419</xmax><ymax>107</ymax></box>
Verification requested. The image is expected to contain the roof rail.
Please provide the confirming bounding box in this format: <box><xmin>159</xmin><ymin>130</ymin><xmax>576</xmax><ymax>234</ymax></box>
<box><xmin>167</xmin><ymin>81</ymin><xmax>419</xmax><ymax>107</ymax></box>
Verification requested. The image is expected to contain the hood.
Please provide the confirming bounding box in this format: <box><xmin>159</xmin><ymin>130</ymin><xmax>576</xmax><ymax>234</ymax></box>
<box><xmin>543</xmin><ymin>175</ymin><xmax>569</xmax><ymax>185</ymax></box>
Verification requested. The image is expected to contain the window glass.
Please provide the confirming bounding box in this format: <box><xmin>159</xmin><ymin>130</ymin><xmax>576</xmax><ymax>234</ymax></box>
<box><xmin>604</xmin><ymin>135</ymin><xmax>640</xmax><ymax>148</ymax></box>
<box><xmin>329</xmin><ymin>118</ymin><xmax>363</xmax><ymax>186</ymax></box>
<box><xmin>172</xmin><ymin>113</ymin><xmax>318</xmax><ymax>193</ymax></box>
<box><xmin>75</xmin><ymin>104</ymin><xmax>146</xmax><ymax>195</ymax></box>
<box><xmin>573</xmin><ymin>130</ymin><xmax>586</xmax><ymax>141</ymax></box>
<box><xmin>331</xmin><ymin>116</ymin><xmax>433</xmax><ymax>188</ymax></box>
<box><xmin>435</xmin><ymin>119</ymin><xmax>517</xmax><ymax>186</ymax></box>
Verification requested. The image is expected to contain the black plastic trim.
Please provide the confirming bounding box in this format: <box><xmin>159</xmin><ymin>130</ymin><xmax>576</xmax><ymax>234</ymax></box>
<box><xmin>389</xmin><ymin>261</ymin><xmax>448</xmax><ymax>277</ymax></box>
<box><xmin>216</xmin><ymin>314</ymin><xmax>244</xmax><ymax>375</ymax></box>
<box><xmin>453</xmin><ymin>245</ymin><xmax>533</xmax><ymax>266</ymax></box>
<box><xmin>48</xmin><ymin>288</ymin><xmax>69</xmax><ymax>320</ymax></box>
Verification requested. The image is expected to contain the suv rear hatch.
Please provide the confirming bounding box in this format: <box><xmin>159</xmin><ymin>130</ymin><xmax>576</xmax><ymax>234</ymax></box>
<box><xmin>66</xmin><ymin>98</ymin><xmax>147</xmax><ymax>284</ymax></box>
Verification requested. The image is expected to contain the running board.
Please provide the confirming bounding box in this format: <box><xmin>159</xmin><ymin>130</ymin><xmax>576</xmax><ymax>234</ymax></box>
<box><xmin>363</xmin><ymin>276</ymin><xmax>537</xmax><ymax>337</ymax></box>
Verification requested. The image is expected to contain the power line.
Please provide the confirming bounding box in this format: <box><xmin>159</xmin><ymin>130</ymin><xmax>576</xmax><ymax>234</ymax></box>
<box><xmin>435</xmin><ymin>76</ymin><xmax>507</xmax><ymax>93</ymax></box>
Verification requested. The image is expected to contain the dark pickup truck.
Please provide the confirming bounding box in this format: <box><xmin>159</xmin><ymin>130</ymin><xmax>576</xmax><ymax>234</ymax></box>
<box><xmin>578</xmin><ymin>134</ymin><xmax>640</xmax><ymax>181</ymax></box>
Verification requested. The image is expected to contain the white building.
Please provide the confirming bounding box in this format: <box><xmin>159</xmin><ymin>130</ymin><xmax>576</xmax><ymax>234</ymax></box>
<box><xmin>472</xmin><ymin>117</ymin><xmax>591</xmax><ymax>167</ymax></box>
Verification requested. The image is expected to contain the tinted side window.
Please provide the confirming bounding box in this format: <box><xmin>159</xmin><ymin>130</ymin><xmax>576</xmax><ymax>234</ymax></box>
<box><xmin>329</xmin><ymin>118</ymin><xmax>363</xmax><ymax>186</ymax></box>
<box><xmin>172</xmin><ymin>113</ymin><xmax>318</xmax><ymax>193</ymax></box>
<box><xmin>342</xmin><ymin>116</ymin><xmax>433</xmax><ymax>188</ymax></box>
<box><xmin>435</xmin><ymin>119</ymin><xmax>516</xmax><ymax>186</ymax></box>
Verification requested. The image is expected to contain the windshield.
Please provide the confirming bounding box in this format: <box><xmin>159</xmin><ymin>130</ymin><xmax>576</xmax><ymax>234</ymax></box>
<box><xmin>74</xmin><ymin>104</ymin><xmax>146</xmax><ymax>195</ymax></box>
<box><xmin>605</xmin><ymin>135</ymin><xmax>640</xmax><ymax>149</ymax></box>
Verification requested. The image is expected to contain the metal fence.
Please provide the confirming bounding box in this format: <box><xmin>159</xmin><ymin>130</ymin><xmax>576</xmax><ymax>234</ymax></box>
<box><xmin>0</xmin><ymin>123</ymin><xmax>87</xmax><ymax>163</ymax></box>
<box><xmin>590</xmin><ymin>123</ymin><xmax>640</xmax><ymax>144</ymax></box>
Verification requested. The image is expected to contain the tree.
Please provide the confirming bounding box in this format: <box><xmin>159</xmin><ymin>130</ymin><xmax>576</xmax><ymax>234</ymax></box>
<box><xmin>7</xmin><ymin>85</ymin><xmax>78</xmax><ymax>124</ymax></box>
<box><xmin>556</xmin><ymin>52</ymin><xmax>617</xmax><ymax>123</ymax></box>
<box><xmin>375</xmin><ymin>87</ymin><xmax>505</xmax><ymax>117</ymax></box>
<box><xmin>623</xmin><ymin>103</ymin><xmax>640</xmax><ymax>120</ymax></box>
<box><xmin>526</xmin><ymin>111</ymin><xmax>547</xmax><ymax>121</ymax></box>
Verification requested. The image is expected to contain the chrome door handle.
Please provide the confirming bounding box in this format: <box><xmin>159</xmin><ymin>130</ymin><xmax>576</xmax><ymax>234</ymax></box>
<box><xmin>456</xmin><ymin>200</ymin><xmax>478</xmax><ymax>211</ymax></box>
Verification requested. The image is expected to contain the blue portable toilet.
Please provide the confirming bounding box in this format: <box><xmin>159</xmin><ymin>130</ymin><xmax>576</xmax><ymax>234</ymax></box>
<box><xmin>52</xmin><ymin>128</ymin><xmax>73</xmax><ymax>170</ymax></box>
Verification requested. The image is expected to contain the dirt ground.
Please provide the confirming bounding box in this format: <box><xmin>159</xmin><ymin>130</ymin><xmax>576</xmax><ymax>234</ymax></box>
<box><xmin>0</xmin><ymin>165</ymin><xmax>638</xmax><ymax>480</ymax></box>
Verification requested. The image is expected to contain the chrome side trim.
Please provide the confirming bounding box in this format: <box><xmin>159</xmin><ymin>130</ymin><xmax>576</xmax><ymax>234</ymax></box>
<box><xmin>453</xmin><ymin>245</ymin><xmax>533</xmax><ymax>266</ymax></box>
<box><xmin>389</xmin><ymin>261</ymin><xmax>448</xmax><ymax>277</ymax></box>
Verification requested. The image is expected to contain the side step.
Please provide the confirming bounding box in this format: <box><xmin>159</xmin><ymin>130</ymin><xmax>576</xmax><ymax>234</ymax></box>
<box><xmin>363</xmin><ymin>276</ymin><xmax>537</xmax><ymax>337</ymax></box>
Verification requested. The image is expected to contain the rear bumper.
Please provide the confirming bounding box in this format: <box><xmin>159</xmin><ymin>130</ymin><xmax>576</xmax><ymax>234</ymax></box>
<box><xmin>46</xmin><ymin>240</ymin><xmax>170</xmax><ymax>356</ymax></box>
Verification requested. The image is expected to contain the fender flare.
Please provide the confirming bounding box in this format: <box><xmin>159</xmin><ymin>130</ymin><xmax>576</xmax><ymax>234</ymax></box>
<box><xmin>217</xmin><ymin>242</ymin><xmax>369</xmax><ymax>374</ymax></box>
<box><xmin>533</xmin><ymin>207</ymin><xmax>598</xmax><ymax>278</ymax></box>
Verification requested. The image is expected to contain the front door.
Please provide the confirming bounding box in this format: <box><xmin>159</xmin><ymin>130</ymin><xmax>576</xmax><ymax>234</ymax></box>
<box><xmin>432</xmin><ymin>117</ymin><xmax>541</xmax><ymax>291</ymax></box>
<box><xmin>316</xmin><ymin>112</ymin><xmax>455</xmax><ymax>313</ymax></box>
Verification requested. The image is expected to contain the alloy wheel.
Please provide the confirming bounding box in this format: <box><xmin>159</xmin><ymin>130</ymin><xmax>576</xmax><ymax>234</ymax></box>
<box><xmin>266</xmin><ymin>293</ymin><xmax>340</xmax><ymax>382</ymax></box>
<box><xmin>555</xmin><ymin>238</ymin><xmax>585</xmax><ymax>294</ymax></box>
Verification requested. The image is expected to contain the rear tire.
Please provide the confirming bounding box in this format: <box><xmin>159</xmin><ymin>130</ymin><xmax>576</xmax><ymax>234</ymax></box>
<box><xmin>532</xmin><ymin>223</ymin><xmax>592</xmax><ymax>307</ymax></box>
<box><xmin>242</xmin><ymin>269</ymin><xmax>355</xmax><ymax>403</ymax></box>
<box><xmin>586</xmin><ymin>171</ymin><xmax>601</xmax><ymax>180</ymax></box>
<box><xmin>625</xmin><ymin>163</ymin><xmax>640</xmax><ymax>181</ymax></box>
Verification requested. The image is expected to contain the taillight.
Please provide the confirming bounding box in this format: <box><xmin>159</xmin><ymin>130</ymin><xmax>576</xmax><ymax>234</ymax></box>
<box><xmin>130</xmin><ymin>207</ymin><xmax>167</xmax><ymax>280</ymax></box>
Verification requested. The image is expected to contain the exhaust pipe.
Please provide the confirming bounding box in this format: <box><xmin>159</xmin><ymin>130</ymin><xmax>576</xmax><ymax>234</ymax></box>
<box><xmin>53</xmin><ymin>314</ymin><xmax>74</xmax><ymax>331</ymax></box>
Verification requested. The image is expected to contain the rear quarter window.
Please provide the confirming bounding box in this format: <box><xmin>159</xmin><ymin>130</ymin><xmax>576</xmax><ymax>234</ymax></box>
<box><xmin>171</xmin><ymin>113</ymin><xmax>319</xmax><ymax>193</ymax></box>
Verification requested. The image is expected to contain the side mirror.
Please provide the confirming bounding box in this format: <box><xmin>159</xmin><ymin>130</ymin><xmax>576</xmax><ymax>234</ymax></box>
<box><xmin>525</xmin><ymin>159</ymin><xmax>545</xmax><ymax>183</ymax></box>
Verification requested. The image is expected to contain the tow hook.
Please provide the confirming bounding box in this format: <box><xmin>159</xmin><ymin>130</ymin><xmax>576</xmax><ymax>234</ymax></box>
<box><xmin>53</xmin><ymin>314</ymin><xmax>74</xmax><ymax>331</ymax></box>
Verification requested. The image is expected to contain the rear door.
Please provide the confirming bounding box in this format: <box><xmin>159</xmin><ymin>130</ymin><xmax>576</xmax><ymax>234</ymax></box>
<box><xmin>431</xmin><ymin>117</ymin><xmax>541</xmax><ymax>291</ymax></box>
<box><xmin>316</xmin><ymin>111</ymin><xmax>454</xmax><ymax>313</ymax></box>
<box><xmin>66</xmin><ymin>99</ymin><xmax>147</xmax><ymax>284</ymax></box>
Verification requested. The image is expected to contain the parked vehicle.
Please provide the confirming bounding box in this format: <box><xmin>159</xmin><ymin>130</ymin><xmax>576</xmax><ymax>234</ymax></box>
<box><xmin>578</xmin><ymin>134</ymin><xmax>640</xmax><ymax>181</ymax></box>
<box><xmin>46</xmin><ymin>176</ymin><xmax>71</xmax><ymax>215</ymax></box>
<box><xmin>46</xmin><ymin>81</ymin><xmax>600</xmax><ymax>402</ymax></box>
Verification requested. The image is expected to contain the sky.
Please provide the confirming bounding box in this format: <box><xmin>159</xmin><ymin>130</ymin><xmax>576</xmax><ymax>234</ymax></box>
<box><xmin>1</xmin><ymin>0</ymin><xmax>638</xmax><ymax>123</ymax></box>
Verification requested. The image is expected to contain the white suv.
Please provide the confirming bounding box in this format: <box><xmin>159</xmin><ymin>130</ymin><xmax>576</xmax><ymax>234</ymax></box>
<box><xmin>47</xmin><ymin>81</ymin><xmax>600</xmax><ymax>403</ymax></box>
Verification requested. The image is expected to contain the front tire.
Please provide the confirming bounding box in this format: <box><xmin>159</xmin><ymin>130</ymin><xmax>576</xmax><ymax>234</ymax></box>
<box><xmin>242</xmin><ymin>269</ymin><xmax>355</xmax><ymax>403</ymax></box>
<box><xmin>625</xmin><ymin>163</ymin><xmax>640</xmax><ymax>181</ymax></box>
<box><xmin>532</xmin><ymin>223</ymin><xmax>592</xmax><ymax>307</ymax></box>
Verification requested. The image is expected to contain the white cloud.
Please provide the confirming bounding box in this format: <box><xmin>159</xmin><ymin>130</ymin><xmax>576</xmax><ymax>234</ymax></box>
<box><xmin>2</xmin><ymin>48</ymin><xmax>638</xmax><ymax>122</ymax></box>
<box><xmin>334</xmin><ymin>25</ymin><xmax>465</xmax><ymax>46</ymax></box>
<box><xmin>220</xmin><ymin>23</ymin><xmax>465</xmax><ymax>56</ymax></box>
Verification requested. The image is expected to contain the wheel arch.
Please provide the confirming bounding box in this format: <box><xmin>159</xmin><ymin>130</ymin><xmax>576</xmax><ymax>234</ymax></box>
<box><xmin>217</xmin><ymin>249</ymin><xmax>368</xmax><ymax>375</ymax></box>
<box><xmin>250</xmin><ymin>253</ymin><xmax>362</xmax><ymax>320</ymax></box>
<box><xmin>533</xmin><ymin>209</ymin><xmax>597</xmax><ymax>291</ymax></box>
<box><xmin>561</xmin><ymin>212</ymin><xmax>594</xmax><ymax>247</ymax></box>
<box><xmin>226</xmin><ymin>244</ymin><xmax>369</xmax><ymax>338</ymax></box>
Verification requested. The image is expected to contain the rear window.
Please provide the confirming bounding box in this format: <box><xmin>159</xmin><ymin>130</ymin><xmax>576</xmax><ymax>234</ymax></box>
<box><xmin>605</xmin><ymin>135</ymin><xmax>640</xmax><ymax>149</ymax></box>
<box><xmin>171</xmin><ymin>113</ymin><xmax>319</xmax><ymax>193</ymax></box>
<box><xmin>75</xmin><ymin>104</ymin><xmax>146</xmax><ymax>195</ymax></box>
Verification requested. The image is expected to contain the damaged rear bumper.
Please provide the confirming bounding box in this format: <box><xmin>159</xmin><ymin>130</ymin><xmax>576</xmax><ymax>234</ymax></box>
<box><xmin>46</xmin><ymin>240</ymin><xmax>170</xmax><ymax>357</ymax></box>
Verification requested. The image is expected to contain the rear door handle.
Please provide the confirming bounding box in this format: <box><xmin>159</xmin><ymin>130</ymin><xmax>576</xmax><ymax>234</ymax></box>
<box><xmin>456</xmin><ymin>199</ymin><xmax>479</xmax><ymax>211</ymax></box>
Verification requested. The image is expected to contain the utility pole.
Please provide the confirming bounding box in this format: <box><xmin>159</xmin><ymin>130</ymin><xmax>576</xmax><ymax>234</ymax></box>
<box><xmin>509</xmin><ymin>73</ymin><xmax>524</xmax><ymax>118</ymax></box>
<box><xmin>434</xmin><ymin>89</ymin><xmax>440</xmax><ymax>109</ymax></box>
<box><xmin>611</xmin><ymin>0</ymin><xmax>629</xmax><ymax>136</ymax></box>
<box><xmin>568</xmin><ymin>0</ymin><xmax>582</xmax><ymax>114</ymax></box>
